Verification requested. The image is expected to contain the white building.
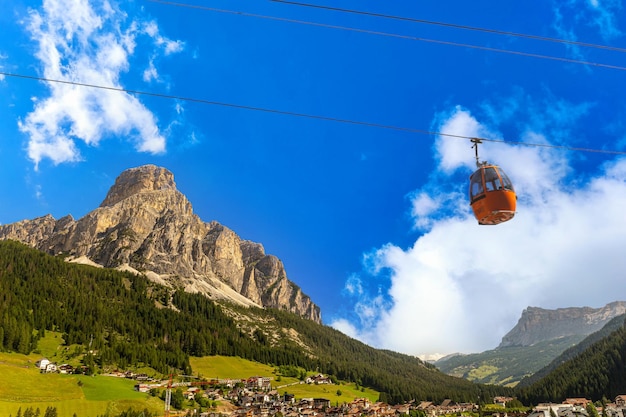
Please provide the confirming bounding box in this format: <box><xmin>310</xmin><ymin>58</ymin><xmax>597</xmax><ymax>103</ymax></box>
<box><xmin>35</xmin><ymin>358</ymin><xmax>50</xmax><ymax>371</ymax></box>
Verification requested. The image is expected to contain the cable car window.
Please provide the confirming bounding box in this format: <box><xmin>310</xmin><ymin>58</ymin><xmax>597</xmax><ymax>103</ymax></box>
<box><xmin>499</xmin><ymin>169</ymin><xmax>514</xmax><ymax>191</ymax></box>
<box><xmin>469</xmin><ymin>171</ymin><xmax>484</xmax><ymax>200</ymax></box>
<box><xmin>483</xmin><ymin>167</ymin><xmax>501</xmax><ymax>191</ymax></box>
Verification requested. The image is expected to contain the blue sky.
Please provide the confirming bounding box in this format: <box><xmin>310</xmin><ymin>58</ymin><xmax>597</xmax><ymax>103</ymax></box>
<box><xmin>2</xmin><ymin>0</ymin><xmax>626</xmax><ymax>359</ymax></box>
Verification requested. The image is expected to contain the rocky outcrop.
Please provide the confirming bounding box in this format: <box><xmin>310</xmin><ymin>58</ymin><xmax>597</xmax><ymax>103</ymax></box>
<box><xmin>499</xmin><ymin>301</ymin><xmax>626</xmax><ymax>347</ymax></box>
<box><xmin>0</xmin><ymin>165</ymin><xmax>321</xmax><ymax>323</ymax></box>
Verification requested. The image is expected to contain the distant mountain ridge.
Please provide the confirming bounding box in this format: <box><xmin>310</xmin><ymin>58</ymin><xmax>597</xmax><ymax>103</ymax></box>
<box><xmin>499</xmin><ymin>302</ymin><xmax>626</xmax><ymax>347</ymax></box>
<box><xmin>0</xmin><ymin>165</ymin><xmax>320</xmax><ymax>322</ymax></box>
<box><xmin>435</xmin><ymin>301</ymin><xmax>626</xmax><ymax>386</ymax></box>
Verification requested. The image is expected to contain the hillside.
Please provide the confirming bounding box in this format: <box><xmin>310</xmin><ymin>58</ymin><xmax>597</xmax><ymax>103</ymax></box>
<box><xmin>0</xmin><ymin>240</ymin><xmax>510</xmax><ymax>405</ymax></box>
<box><xmin>515</xmin><ymin>317</ymin><xmax>626</xmax><ymax>403</ymax></box>
<box><xmin>517</xmin><ymin>313</ymin><xmax>626</xmax><ymax>389</ymax></box>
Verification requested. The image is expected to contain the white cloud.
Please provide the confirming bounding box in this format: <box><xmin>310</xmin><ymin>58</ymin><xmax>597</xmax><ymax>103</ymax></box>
<box><xmin>584</xmin><ymin>0</ymin><xmax>623</xmax><ymax>39</ymax></box>
<box><xmin>332</xmin><ymin>101</ymin><xmax>626</xmax><ymax>358</ymax></box>
<box><xmin>143</xmin><ymin>20</ymin><xmax>184</xmax><ymax>55</ymax></box>
<box><xmin>143</xmin><ymin>59</ymin><xmax>159</xmax><ymax>82</ymax></box>
<box><xmin>552</xmin><ymin>0</ymin><xmax>622</xmax><ymax>53</ymax></box>
<box><xmin>18</xmin><ymin>0</ymin><xmax>184</xmax><ymax>168</ymax></box>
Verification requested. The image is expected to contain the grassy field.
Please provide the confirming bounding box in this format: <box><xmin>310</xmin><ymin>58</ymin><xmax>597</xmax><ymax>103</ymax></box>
<box><xmin>189</xmin><ymin>355</ymin><xmax>278</xmax><ymax>380</ymax></box>
<box><xmin>76</xmin><ymin>375</ymin><xmax>148</xmax><ymax>401</ymax></box>
<box><xmin>0</xmin><ymin>350</ymin><xmax>163</xmax><ymax>417</ymax></box>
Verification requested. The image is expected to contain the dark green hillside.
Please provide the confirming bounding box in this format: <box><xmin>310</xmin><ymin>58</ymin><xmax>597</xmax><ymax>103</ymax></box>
<box><xmin>0</xmin><ymin>240</ymin><xmax>510</xmax><ymax>404</ymax></box>
<box><xmin>0</xmin><ymin>239</ymin><xmax>304</xmax><ymax>374</ymax></box>
<box><xmin>518</xmin><ymin>314</ymin><xmax>626</xmax><ymax>389</ymax></box>
<box><xmin>516</xmin><ymin>320</ymin><xmax>626</xmax><ymax>403</ymax></box>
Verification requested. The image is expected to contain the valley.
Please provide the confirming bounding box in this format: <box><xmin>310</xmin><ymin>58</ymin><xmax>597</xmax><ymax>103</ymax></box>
<box><xmin>1</xmin><ymin>166</ymin><xmax>626</xmax><ymax>417</ymax></box>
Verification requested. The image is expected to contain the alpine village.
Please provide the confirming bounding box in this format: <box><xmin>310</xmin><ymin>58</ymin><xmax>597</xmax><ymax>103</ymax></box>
<box><xmin>1</xmin><ymin>166</ymin><xmax>626</xmax><ymax>417</ymax></box>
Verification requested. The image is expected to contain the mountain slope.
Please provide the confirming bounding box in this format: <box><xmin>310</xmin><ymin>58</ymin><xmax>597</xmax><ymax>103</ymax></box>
<box><xmin>435</xmin><ymin>303</ymin><xmax>626</xmax><ymax>386</ymax></box>
<box><xmin>517</xmin><ymin>313</ymin><xmax>626</xmax><ymax>389</ymax></box>
<box><xmin>0</xmin><ymin>240</ymin><xmax>511</xmax><ymax>404</ymax></box>
<box><xmin>0</xmin><ymin>165</ymin><xmax>320</xmax><ymax>322</ymax></box>
<box><xmin>516</xmin><ymin>316</ymin><xmax>626</xmax><ymax>403</ymax></box>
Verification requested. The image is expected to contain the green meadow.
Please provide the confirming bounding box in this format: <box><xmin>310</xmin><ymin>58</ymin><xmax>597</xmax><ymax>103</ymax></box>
<box><xmin>0</xmin><ymin>349</ymin><xmax>163</xmax><ymax>417</ymax></box>
<box><xmin>190</xmin><ymin>355</ymin><xmax>277</xmax><ymax>380</ymax></box>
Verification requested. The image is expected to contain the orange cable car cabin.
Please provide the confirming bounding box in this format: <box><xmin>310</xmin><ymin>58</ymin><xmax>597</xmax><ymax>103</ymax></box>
<box><xmin>469</xmin><ymin>163</ymin><xmax>516</xmax><ymax>225</ymax></box>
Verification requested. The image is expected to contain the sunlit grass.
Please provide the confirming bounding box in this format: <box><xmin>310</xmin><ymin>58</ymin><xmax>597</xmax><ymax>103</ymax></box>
<box><xmin>0</xmin><ymin>351</ymin><xmax>83</xmax><ymax>402</ymax></box>
<box><xmin>190</xmin><ymin>355</ymin><xmax>278</xmax><ymax>380</ymax></box>
<box><xmin>76</xmin><ymin>375</ymin><xmax>146</xmax><ymax>401</ymax></box>
<box><xmin>0</xmin><ymin>350</ymin><xmax>163</xmax><ymax>417</ymax></box>
<box><xmin>0</xmin><ymin>398</ymin><xmax>164</xmax><ymax>417</ymax></box>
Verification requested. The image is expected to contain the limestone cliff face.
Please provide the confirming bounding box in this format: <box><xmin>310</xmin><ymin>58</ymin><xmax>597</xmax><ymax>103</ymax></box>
<box><xmin>0</xmin><ymin>165</ymin><xmax>321</xmax><ymax>323</ymax></box>
<box><xmin>498</xmin><ymin>301</ymin><xmax>626</xmax><ymax>347</ymax></box>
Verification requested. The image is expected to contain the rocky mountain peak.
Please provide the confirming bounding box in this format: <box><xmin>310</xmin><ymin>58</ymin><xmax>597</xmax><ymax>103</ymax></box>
<box><xmin>100</xmin><ymin>165</ymin><xmax>176</xmax><ymax>207</ymax></box>
<box><xmin>0</xmin><ymin>165</ymin><xmax>321</xmax><ymax>323</ymax></box>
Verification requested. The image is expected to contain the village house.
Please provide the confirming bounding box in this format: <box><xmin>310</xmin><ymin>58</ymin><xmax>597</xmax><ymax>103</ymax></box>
<box><xmin>558</xmin><ymin>406</ymin><xmax>589</xmax><ymax>417</ymax></box>
<box><xmin>239</xmin><ymin>395</ymin><xmax>255</xmax><ymax>408</ymax></box>
<box><xmin>530</xmin><ymin>401</ymin><xmax>593</xmax><ymax>417</ymax></box>
<box><xmin>615</xmin><ymin>396</ymin><xmax>626</xmax><ymax>407</ymax></box>
<box><xmin>392</xmin><ymin>404</ymin><xmax>410</xmax><ymax>416</ymax></box>
<box><xmin>313</xmin><ymin>398</ymin><xmax>331</xmax><ymax>409</ymax></box>
<box><xmin>363</xmin><ymin>402</ymin><xmax>395</xmax><ymax>417</ymax></box>
<box><xmin>44</xmin><ymin>362</ymin><xmax>58</xmax><ymax>373</ymax></box>
<box><xmin>306</xmin><ymin>374</ymin><xmax>332</xmax><ymax>385</ymax></box>
<box><xmin>563</xmin><ymin>399</ymin><xmax>592</xmax><ymax>408</ymax></box>
<box><xmin>349</xmin><ymin>398</ymin><xmax>371</xmax><ymax>411</ymax></box>
<box><xmin>246</xmin><ymin>376</ymin><xmax>272</xmax><ymax>391</ymax></box>
<box><xmin>495</xmin><ymin>397</ymin><xmax>515</xmax><ymax>407</ymax></box>
<box><xmin>35</xmin><ymin>358</ymin><xmax>50</xmax><ymax>371</ymax></box>
<box><xmin>325</xmin><ymin>406</ymin><xmax>344</xmax><ymax>417</ymax></box>
<box><xmin>605</xmin><ymin>405</ymin><xmax>626</xmax><ymax>417</ymax></box>
<box><xmin>35</xmin><ymin>359</ymin><xmax>58</xmax><ymax>373</ymax></box>
<box><xmin>255</xmin><ymin>393</ymin><xmax>271</xmax><ymax>404</ymax></box>
<box><xmin>417</xmin><ymin>401</ymin><xmax>435</xmax><ymax>415</ymax></box>
<box><xmin>58</xmin><ymin>364</ymin><xmax>74</xmax><ymax>374</ymax></box>
<box><xmin>301</xmin><ymin>408</ymin><xmax>318</xmax><ymax>417</ymax></box>
<box><xmin>184</xmin><ymin>387</ymin><xmax>201</xmax><ymax>401</ymax></box>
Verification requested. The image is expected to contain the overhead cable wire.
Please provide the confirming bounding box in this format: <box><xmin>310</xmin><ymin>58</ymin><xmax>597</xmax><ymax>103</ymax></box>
<box><xmin>145</xmin><ymin>0</ymin><xmax>626</xmax><ymax>71</ymax></box>
<box><xmin>271</xmin><ymin>0</ymin><xmax>626</xmax><ymax>54</ymax></box>
<box><xmin>3</xmin><ymin>71</ymin><xmax>626</xmax><ymax>156</ymax></box>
